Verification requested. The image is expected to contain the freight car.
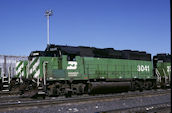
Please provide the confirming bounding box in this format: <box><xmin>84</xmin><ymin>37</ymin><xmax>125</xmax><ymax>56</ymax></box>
<box><xmin>0</xmin><ymin>55</ymin><xmax>27</xmax><ymax>91</ymax></box>
<box><xmin>153</xmin><ymin>54</ymin><xmax>171</xmax><ymax>88</ymax></box>
<box><xmin>24</xmin><ymin>44</ymin><xmax>158</xmax><ymax>97</ymax></box>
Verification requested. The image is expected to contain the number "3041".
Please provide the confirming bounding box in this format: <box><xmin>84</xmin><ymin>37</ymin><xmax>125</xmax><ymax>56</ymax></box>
<box><xmin>137</xmin><ymin>65</ymin><xmax>150</xmax><ymax>72</ymax></box>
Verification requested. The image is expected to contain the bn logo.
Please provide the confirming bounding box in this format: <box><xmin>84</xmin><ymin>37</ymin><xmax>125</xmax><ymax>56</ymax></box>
<box><xmin>67</xmin><ymin>61</ymin><xmax>77</xmax><ymax>70</ymax></box>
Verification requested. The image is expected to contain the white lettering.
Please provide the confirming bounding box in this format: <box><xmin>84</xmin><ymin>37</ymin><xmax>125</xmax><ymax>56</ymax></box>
<box><xmin>137</xmin><ymin>65</ymin><xmax>150</xmax><ymax>72</ymax></box>
<box><xmin>167</xmin><ymin>66</ymin><xmax>171</xmax><ymax>72</ymax></box>
<box><xmin>68</xmin><ymin>72</ymin><xmax>78</xmax><ymax>77</ymax></box>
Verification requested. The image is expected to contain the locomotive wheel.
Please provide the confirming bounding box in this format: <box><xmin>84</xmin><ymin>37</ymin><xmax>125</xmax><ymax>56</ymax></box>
<box><xmin>146</xmin><ymin>81</ymin><xmax>153</xmax><ymax>90</ymax></box>
<box><xmin>144</xmin><ymin>81</ymin><xmax>150</xmax><ymax>90</ymax></box>
<box><xmin>76</xmin><ymin>83</ymin><xmax>85</xmax><ymax>95</ymax></box>
<box><xmin>65</xmin><ymin>88</ymin><xmax>72</xmax><ymax>98</ymax></box>
<box><xmin>130</xmin><ymin>81</ymin><xmax>136</xmax><ymax>91</ymax></box>
<box><xmin>47</xmin><ymin>84</ymin><xmax>57</xmax><ymax>96</ymax></box>
<box><xmin>87</xmin><ymin>83</ymin><xmax>92</xmax><ymax>94</ymax></box>
<box><xmin>56</xmin><ymin>88</ymin><xmax>61</xmax><ymax>96</ymax></box>
<box><xmin>9</xmin><ymin>79</ymin><xmax>20</xmax><ymax>92</ymax></box>
<box><xmin>138</xmin><ymin>81</ymin><xmax>144</xmax><ymax>92</ymax></box>
<box><xmin>134</xmin><ymin>80</ymin><xmax>143</xmax><ymax>92</ymax></box>
<box><xmin>133</xmin><ymin>81</ymin><xmax>140</xmax><ymax>91</ymax></box>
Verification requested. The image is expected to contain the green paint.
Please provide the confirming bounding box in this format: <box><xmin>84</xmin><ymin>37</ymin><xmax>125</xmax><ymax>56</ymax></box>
<box><xmin>156</xmin><ymin>62</ymin><xmax>171</xmax><ymax>77</ymax></box>
<box><xmin>31</xmin><ymin>55</ymin><xmax>154</xmax><ymax>81</ymax></box>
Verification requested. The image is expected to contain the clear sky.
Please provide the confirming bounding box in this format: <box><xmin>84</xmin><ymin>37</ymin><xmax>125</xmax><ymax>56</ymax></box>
<box><xmin>0</xmin><ymin>0</ymin><xmax>170</xmax><ymax>57</ymax></box>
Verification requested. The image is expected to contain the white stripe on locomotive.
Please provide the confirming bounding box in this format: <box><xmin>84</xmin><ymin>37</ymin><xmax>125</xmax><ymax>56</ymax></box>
<box><xmin>30</xmin><ymin>58</ymin><xmax>36</xmax><ymax>66</ymax></box>
<box><xmin>29</xmin><ymin>58</ymin><xmax>40</xmax><ymax>78</ymax></box>
<box><xmin>29</xmin><ymin>58</ymin><xmax>40</xmax><ymax>74</ymax></box>
<box><xmin>16</xmin><ymin>62</ymin><xmax>24</xmax><ymax>77</ymax></box>
<box><xmin>33</xmin><ymin>69</ymin><xmax>40</xmax><ymax>78</ymax></box>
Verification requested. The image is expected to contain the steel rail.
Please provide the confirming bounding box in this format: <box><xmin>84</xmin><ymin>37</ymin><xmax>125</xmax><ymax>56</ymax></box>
<box><xmin>99</xmin><ymin>102</ymin><xmax>171</xmax><ymax>113</ymax></box>
<box><xmin>0</xmin><ymin>89</ymin><xmax>170</xmax><ymax>112</ymax></box>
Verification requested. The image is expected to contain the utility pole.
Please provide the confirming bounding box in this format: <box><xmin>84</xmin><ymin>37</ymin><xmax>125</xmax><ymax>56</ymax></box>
<box><xmin>45</xmin><ymin>10</ymin><xmax>53</xmax><ymax>45</ymax></box>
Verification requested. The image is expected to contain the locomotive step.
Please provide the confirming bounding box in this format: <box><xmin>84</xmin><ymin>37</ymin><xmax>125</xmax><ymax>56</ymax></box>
<box><xmin>2</xmin><ymin>81</ymin><xmax>8</xmax><ymax>83</ymax></box>
<box><xmin>38</xmin><ymin>87</ymin><xmax>44</xmax><ymax>90</ymax></box>
<box><xmin>2</xmin><ymin>89</ymin><xmax>9</xmax><ymax>92</ymax></box>
<box><xmin>2</xmin><ymin>76</ymin><xmax>8</xmax><ymax>79</ymax></box>
<box><xmin>3</xmin><ymin>85</ymin><xmax>9</xmax><ymax>88</ymax></box>
<box><xmin>157</xmin><ymin>85</ymin><xmax>161</xmax><ymax>88</ymax></box>
<box><xmin>166</xmin><ymin>84</ymin><xmax>170</xmax><ymax>86</ymax></box>
<box><xmin>38</xmin><ymin>91</ymin><xmax>46</xmax><ymax>95</ymax></box>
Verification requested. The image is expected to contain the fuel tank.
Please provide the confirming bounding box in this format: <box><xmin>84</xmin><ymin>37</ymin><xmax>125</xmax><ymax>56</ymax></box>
<box><xmin>89</xmin><ymin>82</ymin><xmax>131</xmax><ymax>94</ymax></box>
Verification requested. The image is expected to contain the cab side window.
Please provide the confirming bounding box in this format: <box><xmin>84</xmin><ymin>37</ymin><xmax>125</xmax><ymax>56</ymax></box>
<box><xmin>67</xmin><ymin>55</ymin><xmax>76</xmax><ymax>61</ymax></box>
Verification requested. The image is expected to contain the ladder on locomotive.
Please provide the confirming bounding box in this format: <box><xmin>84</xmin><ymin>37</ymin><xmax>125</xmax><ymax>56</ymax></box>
<box><xmin>37</xmin><ymin>61</ymin><xmax>48</xmax><ymax>96</ymax></box>
<box><xmin>1</xmin><ymin>67</ymin><xmax>11</xmax><ymax>92</ymax></box>
<box><xmin>2</xmin><ymin>76</ymin><xmax>10</xmax><ymax>92</ymax></box>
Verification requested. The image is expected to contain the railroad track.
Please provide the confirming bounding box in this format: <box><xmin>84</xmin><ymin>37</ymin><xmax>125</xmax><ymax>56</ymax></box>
<box><xmin>100</xmin><ymin>102</ymin><xmax>171</xmax><ymax>113</ymax></box>
<box><xmin>0</xmin><ymin>89</ymin><xmax>170</xmax><ymax>112</ymax></box>
<box><xmin>0</xmin><ymin>91</ymin><xmax>20</xmax><ymax>96</ymax></box>
<box><xmin>0</xmin><ymin>96</ymin><xmax>33</xmax><ymax>104</ymax></box>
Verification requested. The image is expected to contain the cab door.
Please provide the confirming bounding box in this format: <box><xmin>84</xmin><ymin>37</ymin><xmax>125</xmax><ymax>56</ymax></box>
<box><xmin>66</xmin><ymin>55</ymin><xmax>79</xmax><ymax>78</ymax></box>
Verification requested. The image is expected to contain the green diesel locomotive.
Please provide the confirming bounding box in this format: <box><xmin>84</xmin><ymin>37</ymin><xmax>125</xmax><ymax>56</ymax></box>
<box><xmin>153</xmin><ymin>54</ymin><xmax>171</xmax><ymax>88</ymax></box>
<box><xmin>25</xmin><ymin>44</ymin><xmax>159</xmax><ymax>97</ymax></box>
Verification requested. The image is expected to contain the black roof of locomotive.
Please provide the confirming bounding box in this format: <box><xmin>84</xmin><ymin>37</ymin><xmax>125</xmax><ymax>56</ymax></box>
<box><xmin>43</xmin><ymin>44</ymin><xmax>151</xmax><ymax>61</ymax></box>
<box><xmin>153</xmin><ymin>53</ymin><xmax>171</xmax><ymax>62</ymax></box>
